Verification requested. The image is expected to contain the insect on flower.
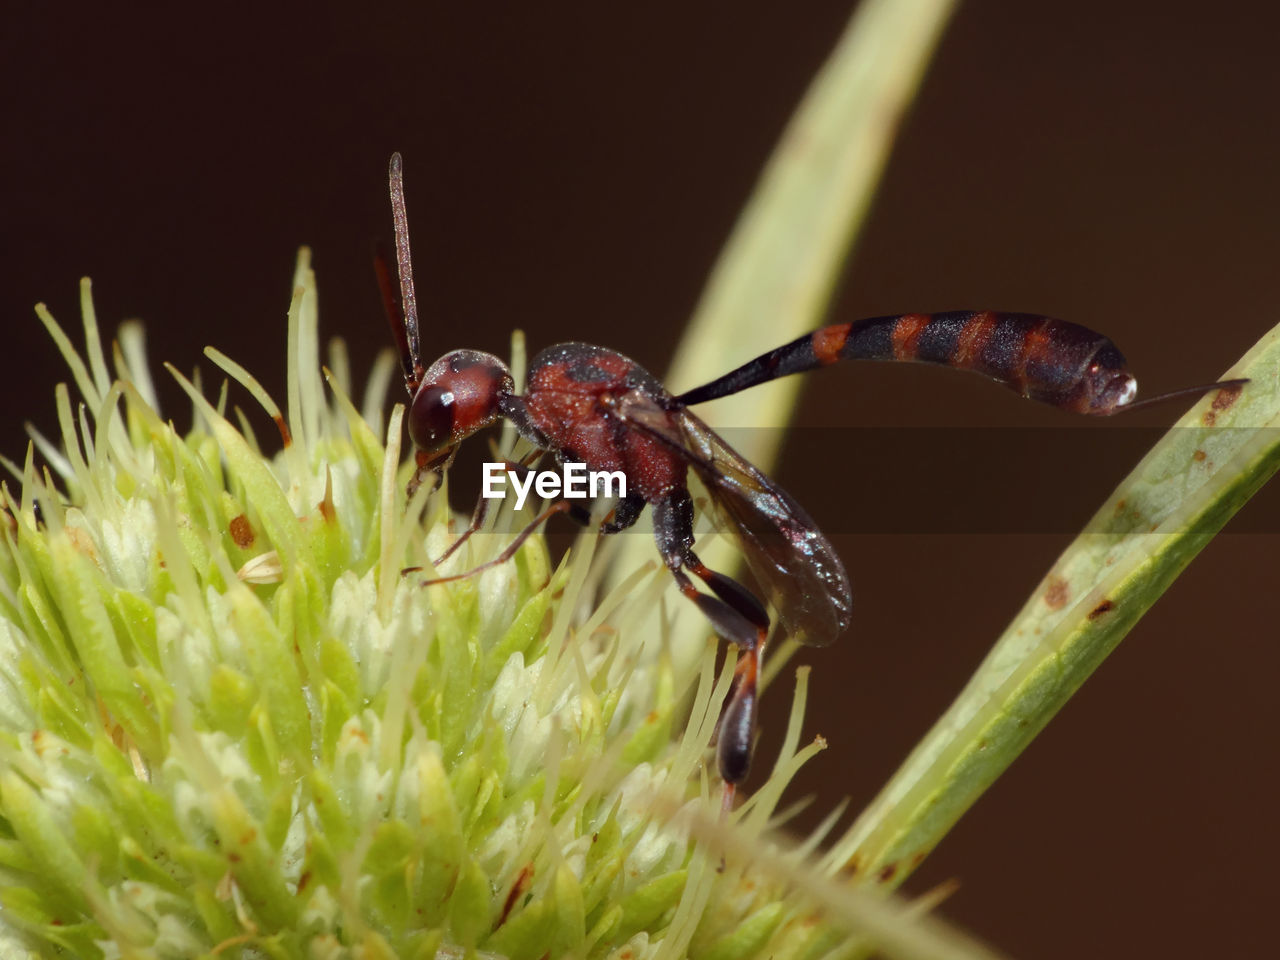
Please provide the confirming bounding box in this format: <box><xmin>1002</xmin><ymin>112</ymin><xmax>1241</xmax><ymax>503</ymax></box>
<box><xmin>378</xmin><ymin>152</ymin><xmax>1246</xmax><ymax>810</ymax></box>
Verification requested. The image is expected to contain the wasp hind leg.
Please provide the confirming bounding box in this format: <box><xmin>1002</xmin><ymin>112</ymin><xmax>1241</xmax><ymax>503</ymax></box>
<box><xmin>652</xmin><ymin>490</ymin><xmax>770</xmax><ymax>812</ymax></box>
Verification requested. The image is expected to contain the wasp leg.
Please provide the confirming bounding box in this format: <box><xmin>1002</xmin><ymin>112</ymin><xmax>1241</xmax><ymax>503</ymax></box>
<box><xmin>433</xmin><ymin>450</ymin><xmax>542</xmax><ymax>566</ymax></box>
<box><xmin>542</xmin><ymin>454</ymin><xmax>644</xmax><ymax>530</ymax></box>
<box><xmin>421</xmin><ymin>500</ymin><xmax>573</xmax><ymax>585</ymax></box>
<box><xmin>653</xmin><ymin>490</ymin><xmax>770</xmax><ymax>811</ymax></box>
<box><xmin>685</xmin><ymin>552</ymin><xmax>769</xmax><ymax>629</ymax></box>
<box><xmin>430</xmin><ymin>477</ymin><xmax>643</xmax><ymax>578</ymax></box>
<box><xmin>598</xmin><ymin>492</ymin><xmax>646</xmax><ymax>533</ymax></box>
<box><xmin>406</xmin><ymin>447</ymin><xmax>450</xmax><ymax>501</ymax></box>
<box><xmin>434</xmin><ymin>492</ymin><xmax>492</xmax><ymax>566</ymax></box>
<box><xmin>715</xmin><ymin>638</ymin><xmax>766</xmax><ymax>815</ymax></box>
<box><xmin>554</xmin><ymin>488</ymin><xmax>645</xmax><ymax>529</ymax></box>
<box><xmin>426</xmin><ymin>391</ymin><xmax>559</xmax><ymax>566</ymax></box>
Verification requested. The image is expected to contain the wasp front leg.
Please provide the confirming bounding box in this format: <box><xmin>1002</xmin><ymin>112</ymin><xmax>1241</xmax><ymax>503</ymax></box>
<box><xmin>433</xmin><ymin>450</ymin><xmax>545</xmax><ymax>567</ymax></box>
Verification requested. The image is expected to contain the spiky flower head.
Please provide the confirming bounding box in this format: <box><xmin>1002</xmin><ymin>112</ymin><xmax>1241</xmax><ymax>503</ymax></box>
<box><xmin>0</xmin><ymin>254</ymin><xmax>859</xmax><ymax>960</ymax></box>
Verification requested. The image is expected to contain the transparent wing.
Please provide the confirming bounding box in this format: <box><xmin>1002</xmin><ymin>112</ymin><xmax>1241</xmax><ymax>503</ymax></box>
<box><xmin>614</xmin><ymin>392</ymin><xmax>851</xmax><ymax>645</ymax></box>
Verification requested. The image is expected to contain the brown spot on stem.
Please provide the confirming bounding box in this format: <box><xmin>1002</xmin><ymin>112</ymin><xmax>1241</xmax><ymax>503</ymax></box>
<box><xmin>1088</xmin><ymin>599</ymin><xmax>1114</xmax><ymax>620</ymax></box>
<box><xmin>1213</xmin><ymin>382</ymin><xmax>1243</xmax><ymax>410</ymax></box>
<box><xmin>878</xmin><ymin>862</ymin><xmax>898</xmax><ymax>883</ymax></box>
<box><xmin>1044</xmin><ymin>575</ymin><xmax>1071</xmax><ymax>610</ymax></box>
<box><xmin>1201</xmin><ymin>383</ymin><xmax>1242</xmax><ymax>426</ymax></box>
<box><xmin>67</xmin><ymin>525</ymin><xmax>101</xmax><ymax>564</ymax></box>
<box><xmin>318</xmin><ymin>468</ymin><xmax>336</xmax><ymax>523</ymax></box>
<box><xmin>228</xmin><ymin>514</ymin><xmax>254</xmax><ymax>548</ymax></box>
<box><xmin>273</xmin><ymin>414</ymin><xmax>293</xmax><ymax>447</ymax></box>
<box><xmin>1192</xmin><ymin>449</ymin><xmax>1207</xmax><ymax>463</ymax></box>
<box><xmin>496</xmin><ymin>863</ymin><xmax>534</xmax><ymax>930</ymax></box>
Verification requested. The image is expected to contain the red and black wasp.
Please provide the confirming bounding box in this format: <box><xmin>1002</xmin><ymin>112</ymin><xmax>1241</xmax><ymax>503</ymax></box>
<box><xmin>378</xmin><ymin>153</ymin><xmax>1245</xmax><ymax>809</ymax></box>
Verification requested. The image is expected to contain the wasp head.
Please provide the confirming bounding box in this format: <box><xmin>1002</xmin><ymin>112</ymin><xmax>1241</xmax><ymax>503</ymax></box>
<box><xmin>408</xmin><ymin>349</ymin><xmax>513</xmax><ymax>460</ymax></box>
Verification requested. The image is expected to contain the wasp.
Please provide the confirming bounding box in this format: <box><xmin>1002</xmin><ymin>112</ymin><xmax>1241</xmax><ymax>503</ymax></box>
<box><xmin>378</xmin><ymin>152</ymin><xmax>1244</xmax><ymax>808</ymax></box>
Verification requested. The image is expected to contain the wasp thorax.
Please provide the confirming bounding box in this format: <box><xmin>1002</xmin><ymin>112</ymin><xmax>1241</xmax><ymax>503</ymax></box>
<box><xmin>409</xmin><ymin>350</ymin><xmax>514</xmax><ymax>452</ymax></box>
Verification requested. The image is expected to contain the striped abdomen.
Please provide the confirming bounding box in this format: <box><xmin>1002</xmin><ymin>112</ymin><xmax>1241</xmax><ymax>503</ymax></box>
<box><xmin>676</xmin><ymin>311</ymin><xmax>1138</xmax><ymax>415</ymax></box>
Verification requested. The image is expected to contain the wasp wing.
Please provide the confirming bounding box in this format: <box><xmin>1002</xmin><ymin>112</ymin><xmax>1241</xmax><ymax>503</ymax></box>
<box><xmin>614</xmin><ymin>392</ymin><xmax>851</xmax><ymax>645</ymax></box>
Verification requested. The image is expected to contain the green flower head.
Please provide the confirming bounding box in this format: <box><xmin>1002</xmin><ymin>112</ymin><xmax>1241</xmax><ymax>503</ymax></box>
<box><xmin>0</xmin><ymin>258</ymin><xmax>872</xmax><ymax>960</ymax></box>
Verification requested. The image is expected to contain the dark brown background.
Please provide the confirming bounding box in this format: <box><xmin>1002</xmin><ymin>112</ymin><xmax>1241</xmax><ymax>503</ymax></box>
<box><xmin>4</xmin><ymin>2</ymin><xmax>1277</xmax><ymax>956</ymax></box>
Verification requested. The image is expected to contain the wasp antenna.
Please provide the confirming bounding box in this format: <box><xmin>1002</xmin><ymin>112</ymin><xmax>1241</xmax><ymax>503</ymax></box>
<box><xmin>373</xmin><ymin>240</ymin><xmax>416</xmax><ymax>390</ymax></box>
<box><xmin>388</xmin><ymin>151</ymin><xmax>424</xmax><ymax>391</ymax></box>
<box><xmin>1118</xmin><ymin>377</ymin><xmax>1249</xmax><ymax>415</ymax></box>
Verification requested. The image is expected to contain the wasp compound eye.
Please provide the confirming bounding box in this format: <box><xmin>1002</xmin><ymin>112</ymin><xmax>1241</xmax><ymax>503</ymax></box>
<box><xmin>407</xmin><ymin>350</ymin><xmax>513</xmax><ymax>453</ymax></box>
<box><xmin>408</xmin><ymin>385</ymin><xmax>456</xmax><ymax>452</ymax></box>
